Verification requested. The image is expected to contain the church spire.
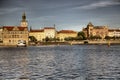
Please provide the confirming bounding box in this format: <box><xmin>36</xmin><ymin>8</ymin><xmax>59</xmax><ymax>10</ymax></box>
<box><xmin>22</xmin><ymin>12</ymin><xmax>26</xmax><ymax>22</ymax></box>
<box><xmin>20</xmin><ymin>12</ymin><xmax>28</xmax><ymax>27</ymax></box>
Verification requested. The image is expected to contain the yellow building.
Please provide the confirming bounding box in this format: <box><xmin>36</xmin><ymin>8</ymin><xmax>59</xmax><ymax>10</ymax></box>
<box><xmin>29</xmin><ymin>29</ymin><xmax>44</xmax><ymax>41</ymax></box>
<box><xmin>2</xmin><ymin>12</ymin><xmax>29</xmax><ymax>46</ymax></box>
<box><xmin>57</xmin><ymin>30</ymin><xmax>78</xmax><ymax>41</ymax></box>
<box><xmin>3</xmin><ymin>26</ymin><xmax>29</xmax><ymax>46</ymax></box>
<box><xmin>83</xmin><ymin>22</ymin><xmax>108</xmax><ymax>39</ymax></box>
<box><xmin>108</xmin><ymin>29</ymin><xmax>120</xmax><ymax>37</ymax></box>
<box><xmin>29</xmin><ymin>27</ymin><xmax>56</xmax><ymax>42</ymax></box>
<box><xmin>0</xmin><ymin>27</ymin><xmax>2</xmax><ymax>42</ymax></box>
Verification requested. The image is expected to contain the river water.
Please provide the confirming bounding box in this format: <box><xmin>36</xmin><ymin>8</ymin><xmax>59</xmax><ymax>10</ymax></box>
<box><xmin>0</xmin><ymin>45</ymin><xmax>120</xmax><ymax>80</ymax></box>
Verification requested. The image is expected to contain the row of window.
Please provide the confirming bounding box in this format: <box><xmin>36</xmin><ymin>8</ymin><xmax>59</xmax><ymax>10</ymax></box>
<box><xmin>4</xmin><ymin>35</ymin><xmax>28</xmax><ymax>38</ymax></box>
<box><xmin>9</xmin><ymin>40</ymin><xmax>17</xmax><ymax>43</ymax></box>
<box><xmin>4</xmin><ymin>31</ymin><xmax>28</xmax><ymax>34</ymax></box>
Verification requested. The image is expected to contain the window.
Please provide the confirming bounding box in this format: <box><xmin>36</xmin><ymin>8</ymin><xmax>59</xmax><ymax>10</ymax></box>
<box><xmin>9</xmin><ymin>40</ymin><xmax>11</xmax><ymax>43</ymax></box>
<box><xmin>4</xmin><ymin>35</ymin><xmax>6</xmax><ymax>38</ymax></box>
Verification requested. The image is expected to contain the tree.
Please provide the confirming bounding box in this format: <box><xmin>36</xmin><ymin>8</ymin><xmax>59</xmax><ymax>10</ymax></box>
<box><xmin>64</xmin><ymin>37</ymin><xmax>75</xmax><ymax>41</ymax></box>
<box><xmin>105</xmin><ymin>36</ymin><xmax>112</xmax><ymax>40</ymax></box>
<box><xmin>45</xmin><ymin>36</ymin><xmax>49</xmax><ymax>42</ymax></box>
<box><xmin>29</xmin><ymin>36</ymin><xmax>37</xmax><ymax>42</ymax></box>
<box><xmin>77</xmin><ymin>31</ymin><xmax>86</xmax><ymax>40</ymax></box>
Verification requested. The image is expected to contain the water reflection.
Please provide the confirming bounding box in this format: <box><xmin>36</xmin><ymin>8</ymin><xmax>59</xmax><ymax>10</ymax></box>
<box><xmin>0</xmin><ymin>47</ymin><xmax>29</xmax><ymax>80</ymax></box>
<box><xmin>84</xmin><ymin>45</ymin><xmax>120</xmax><ymax>80</ymax></box>
<box><xmin>0</xmin><ymin>45</ymin><xmax>120</xmax><ymax>80</ymax></box>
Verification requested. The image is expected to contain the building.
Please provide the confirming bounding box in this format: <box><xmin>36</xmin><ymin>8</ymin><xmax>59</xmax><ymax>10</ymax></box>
<box><xmin>29</xmin><ymin>28</ymin><xmax>44</xmax><ymax>41</ymax></box>
<box><xmin>20</xmin><ymin>12</ymin><xmax>28</xmax><ymax>27</ymax></box>
<box><xmin>83</xmin><ymin>22</ymin><xmax>108</xmax><ymax>39</ymax></box>
<box><xmin>2</xmin><ymin>12</ymin><xmax>29</xmax><ymax>46</ymax></box>
<box><xmin>29</xmin><ymin>27</ymin><xmax>56</xmax><ymax>42</ymax></box>
<box><xmin>57</xmin><ymin>30</ymin><xmax>78</xmax><ymax>41</ymax></box>
<box><xmin>0</xmin><ymin>27</ymin><xmax>3</xmax><ymax>42</ymax></box>
<box><xmin>108</xmin><ymin>29</ymin><xmax>120</xmax><ymax>37</ymax></box>
<box><xmin>2</xmin><ymin>26</ymin><xmax>29</xmax><ymax>46</ymax></box>
<box><xmin>44</xmin><ymin>27</ymin><xmax>56</xmax><ymax>38</ymax></box>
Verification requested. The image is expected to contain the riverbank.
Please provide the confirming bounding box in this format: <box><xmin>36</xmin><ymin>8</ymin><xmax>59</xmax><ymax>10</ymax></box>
<box><xmin>70</xmin><ymin>40</ymin><xmax>120</xmax><ymax>45</ymax></box>
<box><xmin>29</xmin><ymin>40</ymin><xmax>120</xmax><ymax>46</ymax></box>
<box><xmin>0</xmin><ymin>40</ymin><xmax>120</xmax><ymax>46</ymax></box>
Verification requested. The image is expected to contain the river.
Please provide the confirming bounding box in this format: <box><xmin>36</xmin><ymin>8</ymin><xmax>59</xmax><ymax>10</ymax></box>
<box><xmin>0</xmin><ymin>45</ymin><xmax>120</xmax><ymax>80</ymax></box>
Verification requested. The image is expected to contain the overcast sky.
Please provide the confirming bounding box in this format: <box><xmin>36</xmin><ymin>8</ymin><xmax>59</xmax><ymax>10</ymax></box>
<box><xmin>0</xmin><ymin>0</ymin><xmax>120</xmax><ymax>31</ymax></box>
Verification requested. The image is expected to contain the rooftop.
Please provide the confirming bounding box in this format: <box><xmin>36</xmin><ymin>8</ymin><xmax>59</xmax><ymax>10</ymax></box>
<box><xmin>58</xmin><ymin>30</ymin><xmax>77</xmax><ymax>34</ymax></box>
<box><xmin>3</xmin><ymin>26</ymin><xmax>28</xmax><ymax>31</ymax></box>
<box><xmin>30</xmin><ymin>29</ymin><xmax>44</xmax><ymax>32</ymax></box>
<box><xmin>44</xmin><ymin>27</ymin><xmax>55</xmax><ymax>29</ymax></box>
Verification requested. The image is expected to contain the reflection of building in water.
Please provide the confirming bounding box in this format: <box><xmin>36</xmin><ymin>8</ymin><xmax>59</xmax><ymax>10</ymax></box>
<box><xmin>0</xmin><ymin>48</ymin><xmax>30</xmax><ymax>79</ymax></box>
<box><xmin>16</xmin><ymin>49</ymin><xmax>29</xmax><ymax>76</ymax></box>
<box><xmin>84</xmin><ymin>50</ymin><xmax>116</xmax><ymax>79</ymax></box>
<box><xmin>14</xmin><ymin>49</ymin><xmax>30</xmax><ymax>79</ymax></box>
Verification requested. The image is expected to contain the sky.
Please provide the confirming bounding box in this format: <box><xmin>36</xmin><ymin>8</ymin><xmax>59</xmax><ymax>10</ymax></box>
<box><xmin>0</xmin><ymin>0</ymin><xmax>120</xmax><ymax>31</ymax></box>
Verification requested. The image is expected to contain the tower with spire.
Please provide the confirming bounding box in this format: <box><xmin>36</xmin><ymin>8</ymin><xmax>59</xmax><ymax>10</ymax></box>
<box><xmin>20</xmin><ymin>12</ymin><xmax>28</xmax><ymax>27</ymax></box>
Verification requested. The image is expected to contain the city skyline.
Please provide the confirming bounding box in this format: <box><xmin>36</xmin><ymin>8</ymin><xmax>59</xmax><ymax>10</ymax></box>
<box><xmin>0</xmin><ymin>0</ymin><xmax>120</xmax><ymax>31</ymax></box>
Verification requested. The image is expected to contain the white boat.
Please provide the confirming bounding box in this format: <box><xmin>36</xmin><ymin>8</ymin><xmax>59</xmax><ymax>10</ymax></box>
<box><xmin>17</xmin><ymin>40</ymin><xmax>26</xmax><ymax>47</ymax></box>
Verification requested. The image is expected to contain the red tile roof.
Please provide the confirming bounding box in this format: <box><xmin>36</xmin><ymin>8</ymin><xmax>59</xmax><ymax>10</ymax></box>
<box><xmin>44</xmin><ymin>27</ymin><xmax>55</xmax><ymax>29</ymax></box>
<box><xmin>3</xmin><ymin>26</ymin><xmax>28</xmax><ymax>31</ymax></box>
<box><xmin>30</xmin><ymin>29</ymin><xmax>44</xmax><ymax>32</ymax></box>
<box><xmin>18</xmin><ymin>27</ymin><xmax>28</xmax><ymax>31</ymax></box>
<box><xmin>58</xmin><ymin>30</ymin><xmax>77</xmax><ymax>34</ymax></box>
<box><xmin>109</xmin><ymin>29</ymin><xmax>120</xmax><ymax>32</ymax></box>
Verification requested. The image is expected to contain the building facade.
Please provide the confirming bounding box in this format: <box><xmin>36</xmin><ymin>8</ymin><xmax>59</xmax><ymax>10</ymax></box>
<box><xmin>29</xmin><ymin>27</ymin><xmax>56</xmax><ymax>42</ymax></box>
<box><xmin>44</xmin><ymin>27</ymin><xmax>56</xmax><ymax>38</ymax></box>
<box><xmin>57</xmin><ymin>30</ymin><xmax>78</xmax><ymax>41</ymax></box>
<box><xmin>0</xmin><ymin>27</ymin><xmax>3</xmax><ymax>42</ymax></box>
<box><xmin>3</xmin><ymin>26</ymin><xmax>29</xmax><ymax>46</ymax></box>
<box><xmin>83</xmin><ymin>22</ymin><xmax>108</xmax><ymax>39</ymax></box>
<box><xmin>2</xmin><ymin>12</ymin><xmax>29</xmax><ymax>46</ymax></box>
<box><xmin>29</xmin><ymin>29</ymin><xmax>44</xmax><ymax>41</ymax></box>
<box><xmin>108</xmin><ymin>29</ymin><xmax>120</xmax><ymax>37</ymax></box>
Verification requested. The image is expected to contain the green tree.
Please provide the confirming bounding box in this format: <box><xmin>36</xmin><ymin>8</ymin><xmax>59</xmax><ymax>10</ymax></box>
<box><xmin>77</xmin><ymin>31</ymin><xmax>86</xmax><ymax>40</ymax></box>
<box><xmin>64</xmin><ymin>37</ymin><xmax>75</xmax><ymax>41</ymax></box>
<box><xmin>29</xmin><ymin>36</ymin><xmax>37</xmax><ymax>42</ymax></box>
<box><xmin>45</xmin><ymin>36</ymin><xmax>49</xmax><ymax>42</ymax></box>
<box><xmin>105</xmin><ymin>36</ymin><xmax>112</xmax><ymax>40</ymax></box>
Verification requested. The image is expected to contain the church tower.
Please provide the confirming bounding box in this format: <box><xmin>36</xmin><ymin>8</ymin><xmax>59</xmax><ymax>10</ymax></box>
<box><xmin>20</xmin><ymin>12</ymin><xmax>28</xmax><ymax>27</ymax></box>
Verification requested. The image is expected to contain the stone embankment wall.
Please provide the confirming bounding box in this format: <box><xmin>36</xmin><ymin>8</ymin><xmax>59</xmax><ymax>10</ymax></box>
<box><xmin>70</xmin><ymin>40</ymin><xmax>120</xmax><ymax>45</ymax></box>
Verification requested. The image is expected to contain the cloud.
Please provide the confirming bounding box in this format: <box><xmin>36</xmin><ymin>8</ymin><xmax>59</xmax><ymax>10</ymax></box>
<box><xmin>75</xmin><ymin>0</ymin><xmax>120</xmax><ymax>10</ymax></box>
<box><xmin>0</xmin><ymin>7</ymin><xmax>23</xmax><ymax>15</ymax></box>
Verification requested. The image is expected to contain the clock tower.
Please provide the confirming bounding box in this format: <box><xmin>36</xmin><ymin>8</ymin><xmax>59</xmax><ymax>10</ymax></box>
<box><xmin>20</xmin><ymin>12</ymin><xmax>28</xmax><ymax>27</ymax></box>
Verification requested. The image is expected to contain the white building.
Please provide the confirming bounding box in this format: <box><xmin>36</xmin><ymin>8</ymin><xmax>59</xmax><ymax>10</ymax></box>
<box><xmin>44</xmin><ymin>27</ymin><xmax>56</xmax><ymax>38</ymax></box>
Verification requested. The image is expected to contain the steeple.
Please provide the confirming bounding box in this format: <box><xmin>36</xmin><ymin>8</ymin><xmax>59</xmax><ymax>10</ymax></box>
<box><xmin>20</xmin><ymin>12</ymin><xmax>28</xmax><ymax>27</ymax></box>
<box><xmin>88</xmin><ymin>22</ymin><xmax>93</xmax><ymax>26</ymax></box>
<box><xmin>22</xmin><ymin>12</ymin><xmax>26</xmax><ymax>22</ymax></box>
